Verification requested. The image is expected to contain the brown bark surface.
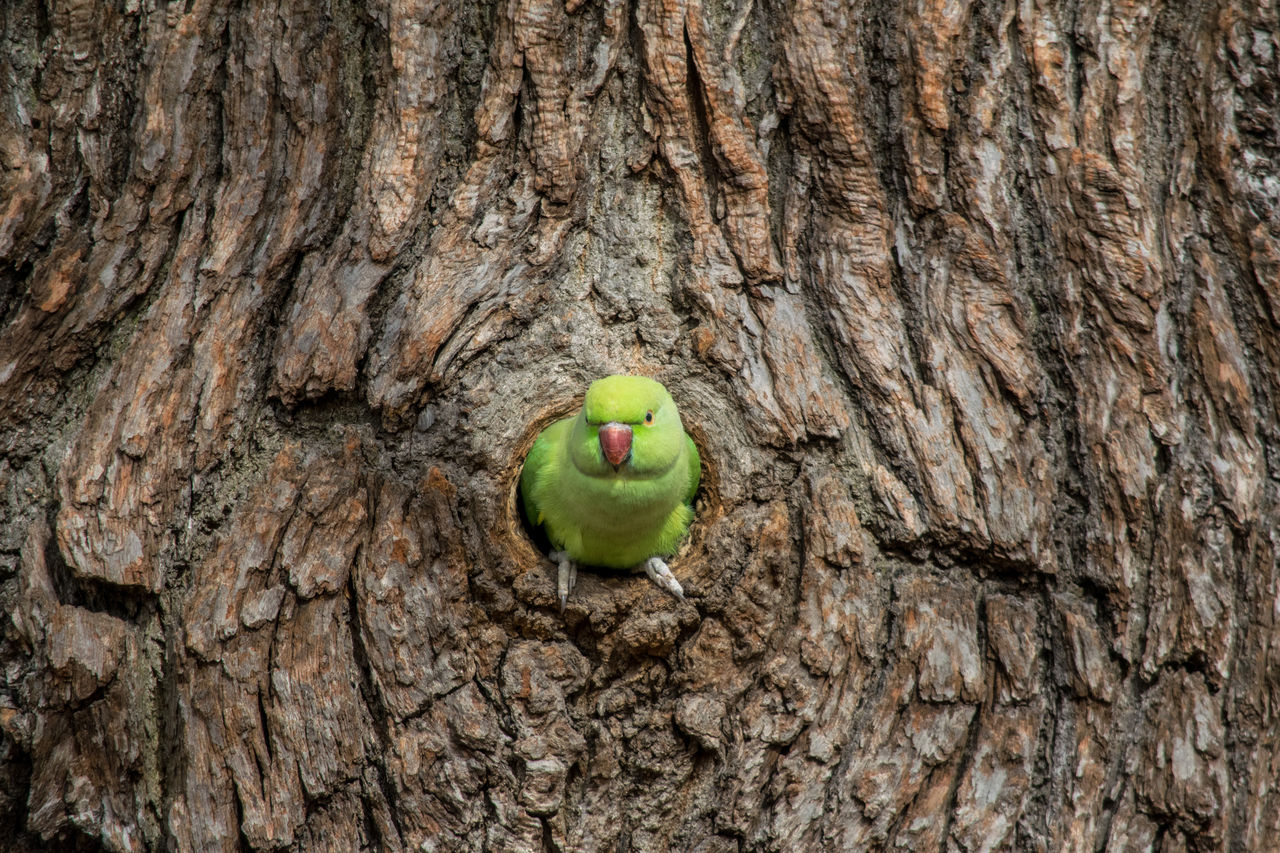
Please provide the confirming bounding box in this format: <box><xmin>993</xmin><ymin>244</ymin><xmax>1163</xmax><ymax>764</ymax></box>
<box><xmin>2</xmin><ymin>0</ymin><xmax>1278</xmax><ymax>850</ymax></box>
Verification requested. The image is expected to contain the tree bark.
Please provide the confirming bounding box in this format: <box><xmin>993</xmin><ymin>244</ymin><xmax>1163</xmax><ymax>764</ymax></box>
<box><xmin>2</xmin><ymin>0</ymin><xmax>1279</xmax><ymax>850</ymax></box>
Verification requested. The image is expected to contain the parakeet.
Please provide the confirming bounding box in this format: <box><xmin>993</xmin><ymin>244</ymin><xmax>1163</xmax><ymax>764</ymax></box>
<box><xmin>520</xmin><ymin>375</ymin><xmax>700</xmax><ymax>610</ymax></box>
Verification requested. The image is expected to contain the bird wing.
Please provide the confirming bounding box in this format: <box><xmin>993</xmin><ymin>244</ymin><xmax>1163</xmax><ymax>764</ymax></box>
<box><xmin>520</xmin><ymin>419</ymin><xmax>569</xmax><ymax>527</ymax></box>
<box><xmin>684</xmin><ymin>433</ymin><xmax>701</xmax><ymax>505</ymax></box>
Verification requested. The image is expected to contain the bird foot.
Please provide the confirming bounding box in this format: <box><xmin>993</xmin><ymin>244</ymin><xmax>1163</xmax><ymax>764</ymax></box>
<box><xmin>549</xmin><ymin>550</ymin><xmax>577</xmax><ymax>612</ymax></box>
<box><xmin>642</xmin><ymin>557</ymin><xmax>685</xmax><ymax>601</ymax></box>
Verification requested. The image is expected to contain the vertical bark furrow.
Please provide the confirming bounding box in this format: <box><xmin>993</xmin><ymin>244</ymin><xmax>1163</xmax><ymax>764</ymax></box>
<box><xmin>0</xmin><ymin>1</ymin><xmax>222</xmax><ymax>430</ymax></box>
<box><xmin>53</xmin><ymin>0</ymin><xmax>358</xmax><ymax>593</ymax></box>
<box><xmin>172</xmin><ymin>442</ymin><xmax>375</xmax><ymax>852</ymax></box>
<box><xmin>631</xmin><ymin>0</ymin><xmax>849</xmax><ymax>444</ymax></box>
<box><xmin>781</xmin><ymin>0</ymin><xmax>1003</xmax><ymax>550</ymax></box>
<box><xmin>895</xmin><ymin>0</ymin><xmax>1055</xmax><ymax>562</ymax></box>
<box><xmin>683</xmin><ymin>0</ymin><xmax>781</xmax><ymax>283</ymax></box>
<box><xmin>363</xmin><ymin>0</ymin><xmax>612</xmax><ymax>426</ymax></box>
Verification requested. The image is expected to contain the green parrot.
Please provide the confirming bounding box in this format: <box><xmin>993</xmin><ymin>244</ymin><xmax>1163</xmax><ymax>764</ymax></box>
<box><xmin>520</xmin><ymin>375</ymin><xmax>700</xmax><ymax>610</ymax></box>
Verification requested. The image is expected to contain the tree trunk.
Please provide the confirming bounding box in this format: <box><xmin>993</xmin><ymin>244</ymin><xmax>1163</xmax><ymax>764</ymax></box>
<box><xmin>3</xmin><ymin>0</ymin><xmax>1278</xmax><ymax>850</ymax></box>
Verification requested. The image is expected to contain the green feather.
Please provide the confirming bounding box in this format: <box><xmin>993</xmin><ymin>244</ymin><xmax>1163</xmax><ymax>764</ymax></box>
<box><xmin>684</xmin><ymin>434</ymin><xmax>700</xmax><ymax>505</ymax></box>
<box><xmin>520</xmin><ymin>376</ymin><xmax>700</xmax><ymax>569</ymax></box>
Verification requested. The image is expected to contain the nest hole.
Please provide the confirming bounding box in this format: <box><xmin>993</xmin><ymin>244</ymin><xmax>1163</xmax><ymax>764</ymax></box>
<box><xmin>502</xmin><ymin>402</ymin><xmax>723</xmax><ymax>600</ymax></box>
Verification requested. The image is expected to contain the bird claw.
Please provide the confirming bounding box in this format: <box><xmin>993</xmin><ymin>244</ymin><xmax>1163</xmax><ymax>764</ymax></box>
<box><xmin>643</xmin><ymin>557</ymin><xmax>685</xmax><ymax>600</ymax></box>
<box><xmin>550</xmin><ymin>551</ymin><xmax>577</xmax><ymax>612</ymax></box>
<box><xmin>549</xmin><ymin>553</ymin><xmax>683</xmax><ymax>611</ymax></box>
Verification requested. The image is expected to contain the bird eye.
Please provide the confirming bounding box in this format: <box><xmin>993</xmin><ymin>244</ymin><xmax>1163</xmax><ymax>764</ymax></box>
<box><xmin>644</xmin><ymin>410</ymin><xmax>654</xmax><ymax>424</ymax></box>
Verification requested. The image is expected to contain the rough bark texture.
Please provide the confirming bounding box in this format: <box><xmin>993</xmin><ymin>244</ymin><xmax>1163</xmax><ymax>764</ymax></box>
<box><xmin>2</xmin><ymin>0</ymin><xmax>1278</xmax><ymax>851</ymax></box>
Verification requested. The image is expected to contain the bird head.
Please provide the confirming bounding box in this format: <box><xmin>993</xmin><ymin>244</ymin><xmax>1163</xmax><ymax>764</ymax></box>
<box><xmin>572</xmin><ymin>375</ymin><xmax>684</xmax><ymax>476</ymax></box>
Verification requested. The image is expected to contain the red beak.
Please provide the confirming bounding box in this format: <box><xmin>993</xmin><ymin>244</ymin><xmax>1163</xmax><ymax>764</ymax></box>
<box><xmin>598</xmin><ymin>422</ymin><xmax>633</xmax><ymax>468</ymax></box>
